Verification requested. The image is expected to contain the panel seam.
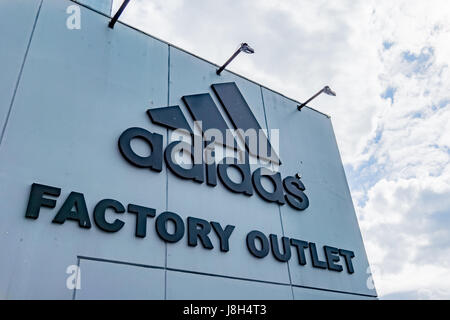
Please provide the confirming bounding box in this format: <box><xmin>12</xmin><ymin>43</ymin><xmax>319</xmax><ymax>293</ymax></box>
<box><xmin>259</xmin><ymin>86</ymin><xmax>270</xmax><ymax>140</ymax></box>
<box><xmin>261</xmin><ymin>86</ymin><xmax>294</xmax><ymax>300</ymax></box>
<box><xmin>0</xmin><ymin>0</ymin><xmax>44</xmax><ymax>149</ymax></box>
<box><xmin>277</xmin><ymin>205</ymin><xmax>295</xmax><ymax>300</ymax></box>
<box><xmin>77</xmin><ymin>255</ymin><xmax>377</xmax><ymax>298</ymax></box>
<box><xmin>72</xmin><ymin>256</ymin><xmax>81</xmax><ymax>300</ymax></box>
<box><xmin>164</xmin><ymin>44</ymin><xmax>171</xmax><ymax>301</ymax></box>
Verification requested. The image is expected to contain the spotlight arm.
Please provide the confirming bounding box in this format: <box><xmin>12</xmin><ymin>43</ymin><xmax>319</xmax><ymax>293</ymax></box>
<box><xmin>216</xmin><ymin>43</ymin><xmax>254</xmax><ymax>75</ymax></box>
<box><xmin>216</xmin><ymin>48</ymin><xmax>243</xmax><ymax>75</ymax></box>
<box><xmin>297</xmin><ymin>88</ymin><xmax>325</xmax><ymax>111</ymax></box>
<box><xmin>297</xmin><ymin>86</ymin><xmax>336</xmax><ymax>111</ymax></box>
<box><xmin>108</xmin><ymin>0</ymin><xmax>131</xmax><ymax>29</ymax></box>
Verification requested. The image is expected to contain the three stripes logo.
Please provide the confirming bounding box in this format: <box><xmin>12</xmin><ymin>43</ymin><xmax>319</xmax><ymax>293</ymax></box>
<box><xmin>118</xmin><ymin>82</ymin><xmax>309</xmax><ymax>211</ymax></box>
<box><xmin>148</xmin><ymin>82</ymin><xmax>279</xmax><ymax>164</ymax></box>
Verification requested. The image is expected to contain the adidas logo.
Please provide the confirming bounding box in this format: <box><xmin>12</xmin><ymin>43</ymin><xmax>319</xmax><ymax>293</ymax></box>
<box><xmin>147</xmin><ymin>82</ymin><xmax>279</xmax><ymax>165</ymax></box>
<box><xmin>118</xmin><ymin>82</ymin><xmax>309</xmax><ymax>211</ymax></box>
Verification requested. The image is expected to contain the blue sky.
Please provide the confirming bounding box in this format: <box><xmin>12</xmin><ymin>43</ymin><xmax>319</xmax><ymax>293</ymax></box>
<box><xmin>112</xmin><ymin>0</ymin><xmax>450</xmax><ymax>299</ymax></box>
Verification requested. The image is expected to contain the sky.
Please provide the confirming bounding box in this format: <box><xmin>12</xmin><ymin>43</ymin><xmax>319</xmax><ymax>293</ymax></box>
<box><xmin>111</xmin><ymin>0</ymin><xmax>450</xmax><ymax>299</ymax></box>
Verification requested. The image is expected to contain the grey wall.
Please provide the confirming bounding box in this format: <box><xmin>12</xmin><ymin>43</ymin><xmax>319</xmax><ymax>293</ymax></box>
<box><xmin>0</xmin><ymin>0</ymin><xmax>377</xmax><ymax>299</ymax></box>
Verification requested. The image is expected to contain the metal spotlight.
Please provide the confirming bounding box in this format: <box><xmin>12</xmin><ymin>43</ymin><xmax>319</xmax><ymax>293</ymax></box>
<box><xmin>297</xmin><ymin>86</ymin><xmax>336</xmax><ymax>111</ymax></box>
<box><xmin>323</xmin><ymin>86</ymin><xmax>336</xmax><ymax>96</ymax></box>
<box><xmin>240</xmin><ymin>43</ymin><xmax>255</xmax><ymax>54</ymax></box>
<box><xmin>216</xmin><ymin>43</ymin><xmax>255</xmax><ymax>75</ymax></box>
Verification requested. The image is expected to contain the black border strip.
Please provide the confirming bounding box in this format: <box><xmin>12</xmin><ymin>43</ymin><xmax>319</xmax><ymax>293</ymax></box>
<box><xmin>78</xmin><ymin>255</ymin><xmax>378</xmax><ymax>298</ymax></box>
<box><xmin>69</xmin><ymin>0</ymin><xmax>330</xmax><ymax>119</ymax></box>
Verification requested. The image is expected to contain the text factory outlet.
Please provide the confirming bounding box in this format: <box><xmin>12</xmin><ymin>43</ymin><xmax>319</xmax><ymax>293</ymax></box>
<box><xmin>26</xmin><ymin>183</ymin><xmax>356</xmax><ymax>273</ymax></box>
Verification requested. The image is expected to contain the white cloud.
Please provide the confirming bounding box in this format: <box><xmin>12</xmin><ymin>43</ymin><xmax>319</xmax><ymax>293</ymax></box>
<box><xmin>112</xmin><ymin>0</ymin><xmax>450</xmax><ymax>299</ymax></box>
